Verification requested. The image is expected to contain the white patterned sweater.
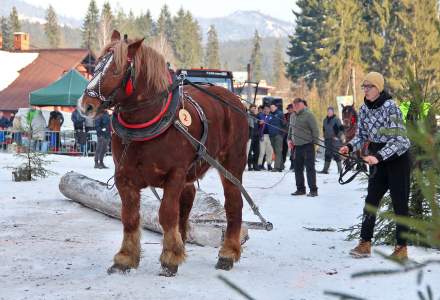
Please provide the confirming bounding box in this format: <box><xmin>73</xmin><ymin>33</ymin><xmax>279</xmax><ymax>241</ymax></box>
<box><xmin>348</xmin><ymin>96</ymin><xmax>411</xmax><ymax>161</ymax></box>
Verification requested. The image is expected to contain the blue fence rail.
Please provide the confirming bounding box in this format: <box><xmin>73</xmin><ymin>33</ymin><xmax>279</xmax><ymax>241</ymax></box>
<box><xmin>0</xmin><ymin>129</ymin><xmax>108</xmax><ymax>156</ymax></box>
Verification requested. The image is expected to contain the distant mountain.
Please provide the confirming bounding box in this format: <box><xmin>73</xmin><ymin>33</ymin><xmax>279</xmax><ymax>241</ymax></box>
<box><xmin>2</xmin><ymin>2</ymin><xmax>292</xmax><ymax>42</ymax></box>
<box><xmin>1</xmin><ymin>0</ymin><xmax>82</xmax><ymax>28</ymax></box>
<box><xmin>198</xmin><ymin>10</ymin><xmax>294</xmax><ymax>41</ymax></box>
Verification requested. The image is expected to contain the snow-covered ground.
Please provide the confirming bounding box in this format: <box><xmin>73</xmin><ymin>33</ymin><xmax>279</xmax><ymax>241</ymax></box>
<box><xmin>0</xmin><ymin>152</ymin><xmax>438</xmax><ymax>300</ymax></box>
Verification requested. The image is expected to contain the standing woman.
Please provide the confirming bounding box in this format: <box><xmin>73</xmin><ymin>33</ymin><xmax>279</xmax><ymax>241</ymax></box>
<box><xmin>340</xmin><ymin>72</ymin><xmax>411</xmax><ymax>260</ymax></box>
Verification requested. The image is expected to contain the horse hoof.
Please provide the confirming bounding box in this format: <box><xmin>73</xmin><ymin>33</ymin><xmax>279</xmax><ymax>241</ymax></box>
<box><xmin>159</xmin><ymin>263</ymin><xmax>178</xmax><ymax>277</ymax></box>
<box><xmin>107</xmin><ymin>264</ymin><xmax>131</xmax><ymax>275</ymax></box>
<box><xmin>215</xmin><ymin>257</ymin><xmax>234</xmax><ymax>271</ymax></box>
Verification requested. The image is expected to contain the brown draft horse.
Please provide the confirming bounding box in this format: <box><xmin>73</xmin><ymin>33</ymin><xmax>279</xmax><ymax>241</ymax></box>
<box><xmin>78</xmin><ymin>30</ymin><xmax>248</xmax><ymax>276</ymax></box>
<box><xmin>341</xmin><ymin>104</ymin><xmax>368</xmax><ymax>165</ymax></box>
<box><xmin>341</xmin><ymin>104</ymin><xmax>358</xmax><ymax>143</ymax></box>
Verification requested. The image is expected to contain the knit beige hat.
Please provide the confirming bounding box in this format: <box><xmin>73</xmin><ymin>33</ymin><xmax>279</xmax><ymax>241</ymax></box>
<box><xmin>363</xmin><ymin>72</ymin><xmax>384</xmax><ymax>92</ymax></box>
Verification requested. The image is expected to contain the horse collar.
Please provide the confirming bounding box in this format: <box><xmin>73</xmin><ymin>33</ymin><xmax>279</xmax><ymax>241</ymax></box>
<box><xmin>111</xmin><ymin>76</ymin><xmax>181</xmax><ymax>142</ymax></box>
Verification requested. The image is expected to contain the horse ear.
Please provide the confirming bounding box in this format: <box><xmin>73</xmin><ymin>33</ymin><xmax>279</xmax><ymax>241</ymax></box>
<box><xmin>341</xmin><ymin>104</ymin><xmax>345</xmax><ymax>110</ymax></box>
<box><xmin>111</xmin><ymin>30</ymin><xmax>121</xmax><ymax>42</ymax></box>
<box><xmin>127</xmin><ymin>38</ymin><xmax>145</xmax><ymax>59</ymax></box>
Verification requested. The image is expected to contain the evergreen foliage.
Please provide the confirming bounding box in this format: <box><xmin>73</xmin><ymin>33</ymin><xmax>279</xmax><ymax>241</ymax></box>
<box><xmin>98</xmin><ymin>1</ymin><xmax>114</xmax><ymax>49</ymax></box>
<box><xmin>9</xmin><ymin>6</ymin><xmax>21</xmax><ymax>32</ymax></box>
<box><xmin>249</xmin><ymin>30</ymin><xmax>263</xmax><ymax>81</ymax></box>
<box><xmin>81</xmin><ymin>0</ymin><xmax>100</xmax><ymax>51</ymax></box>
<box><xmin>44</xmin><ymin>5</ymin><xmax>60</xmax><ymax>48</ymax></box>
<box><xmin>0</xmin><ymin>16</ymin><xmax>13</xmax><ymax>50</ymax></box>
<box><xmin>205</xmin><ymin>25</ymin><xmax>221</xmax><ymax>69</ymax></box>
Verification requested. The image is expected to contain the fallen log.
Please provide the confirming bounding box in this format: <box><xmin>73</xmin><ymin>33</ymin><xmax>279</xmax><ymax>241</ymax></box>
<box><xmin>59</xmin><ymin>171</ymin><xmax>249</xmax><ymax>247</ymax></box>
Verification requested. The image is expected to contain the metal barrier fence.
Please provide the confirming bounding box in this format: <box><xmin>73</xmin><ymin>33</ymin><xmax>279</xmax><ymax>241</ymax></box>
<box><xmin>0</xmin><ymin>129</ymin><xmax>109</xmax><ymax>156</ymax></box>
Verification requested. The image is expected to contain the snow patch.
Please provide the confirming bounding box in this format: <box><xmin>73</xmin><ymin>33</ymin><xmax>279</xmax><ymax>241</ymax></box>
<box><xmin>0</xmin><ymin>50</ymin><xmax>38</xmax><ymax>91</ymax></box>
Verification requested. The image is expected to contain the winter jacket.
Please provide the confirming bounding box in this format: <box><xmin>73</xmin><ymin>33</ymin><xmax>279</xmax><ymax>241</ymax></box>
<box><xmin>248</xmin><ymin>112</ymin><xmax>259</xmax><ymax>139</ymax></box>
<box><xmin>267</xmin><ymin>108</ymin><xmax>285</xmax><ymax>137</ymax></box>
<box><xmin>25</xmin><ymin>110</ymin><xmax>47</xmax><ymax>141</ymax></box>
<box><xmin>0</xmin><ymin>117</ymin><xmax>10</xmax><ymax>129</ymax></box>
<box><xmin>288</xmin><ymin>108</ymin><xmax>319</xmax><ymax>146</ymax></box>
<box><xmin>257</xmin><ymin>112</ymin><xmax>272</xmax><ymax>138</ymax></box>
<box><xmin>71</xmin><ymin>109</ymin><xmax>86</xmax><ymax>130</ymax></box>
<box><xmin>95</xmin><ymin>112</ymin><xmax>111</xmax><ymax>139</ymax></box>
<box><xmin>323</xmin><ymin>115</ymin><xmax>344</xmax><ymax>140</ymax></box>
<box><xmin>347</xmin><ymin>91</ymin><xmax>410</xmax><ymax>162</ymax></box>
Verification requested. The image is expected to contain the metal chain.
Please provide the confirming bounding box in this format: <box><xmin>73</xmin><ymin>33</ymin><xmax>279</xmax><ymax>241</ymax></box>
<box><xmin>174</xmin><ymin>120</ymin><xmax>273</xmax><ymax>231</ymax></box>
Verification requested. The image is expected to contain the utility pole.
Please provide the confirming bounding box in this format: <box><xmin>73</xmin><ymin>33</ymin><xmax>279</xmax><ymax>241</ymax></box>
<box><xmin>352</xmin><ymin>67</ymin><xmax>356</xmax><ymax>106</ymax></box>
<box><xmin>247</xmin><ymin>63</ymin><xmax>252</xmax><ymax>103</ymax></box>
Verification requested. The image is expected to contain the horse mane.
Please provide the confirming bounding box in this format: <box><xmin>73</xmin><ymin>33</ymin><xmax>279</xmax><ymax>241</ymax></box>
<box><xmin>100</xmin><ymin>40</ymin><xmax>169</xmax><ymax>94</ymax></box>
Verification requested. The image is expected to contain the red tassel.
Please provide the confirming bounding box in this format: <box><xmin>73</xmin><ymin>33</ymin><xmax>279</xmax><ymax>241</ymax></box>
<box><xmin>125</xmin><ymin>78</ymin><xmax>133</xmax><ymax>96</ymax></box>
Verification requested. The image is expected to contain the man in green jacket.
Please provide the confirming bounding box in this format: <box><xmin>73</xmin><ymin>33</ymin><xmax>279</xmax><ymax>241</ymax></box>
<box><xmin>287</xmin><ymin>98</ymin><xmax>320</xmax><ymax>197</ymax></box>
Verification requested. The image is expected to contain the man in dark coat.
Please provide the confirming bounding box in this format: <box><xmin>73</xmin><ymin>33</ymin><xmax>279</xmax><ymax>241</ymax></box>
<box><xmin>71</xmin><ymin>108</ymin><xmax>87</xmax><ymax>154</ymax></box>
<box><xmin>247</xmin><ymin>104</ymin><xmax>260</xmax><ymax>171</ymax></box>
<box><xmin>318</xmin><ymin>106</ymin><xmax>345</xmax><ymax>174</ymax></box>
<box><xmin>0</xmin><ymin>111</ymin><xmax>10</xmax><ymax>129</ymax></box>
<box><xmin>268</xmin><ymin>103</ymin><xmax>285</xmax><ymax>172</ymax></box>
<box><xmin>283</xmin><ymin>104</ymin><xmax>294</xmax><ymax>170</ymax></box>
<box><xmin>94</xmin><ymin>111</ymin><xmax>111</xmax><ymax>168</ymax></box>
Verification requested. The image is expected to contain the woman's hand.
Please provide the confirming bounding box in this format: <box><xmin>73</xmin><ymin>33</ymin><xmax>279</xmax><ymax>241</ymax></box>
<box><xmin>363</xmin><ymin>155</ymin><xmax>379</xmax><ymax>165</ymax></box>
<box><xmin>339</xmin><ymin>146</ymin><xmax>349</xmax><ymax>155</ymax></box>
<box><xmin>288</xmin><ymin>140</ymin><xmax>294</xmax><ymax>150</ymax></box>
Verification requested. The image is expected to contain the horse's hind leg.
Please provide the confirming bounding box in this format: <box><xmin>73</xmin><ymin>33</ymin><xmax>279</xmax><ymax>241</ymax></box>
<box><xmin>158</xmin><ymin>170</ymin><xmax>187</xmax><ymax>276</ymax></box>
<box><xmin>216</xmin><ymin>166</ymin><xmax>244</xmax><ymax>271</ymax></box>
<box><xmin>179</xmin><ymin>183</ymin><xmax>196</xmax><ymax>243</ymax></box>
<box><xmin>108</xmin><ymin>179</ymin><xmax>141</xmax><ymax>274</ymax></box>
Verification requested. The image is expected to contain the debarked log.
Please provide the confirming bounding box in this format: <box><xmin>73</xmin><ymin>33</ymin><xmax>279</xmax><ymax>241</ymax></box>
<box><xmin>59</xmin><ymin>171</ymin><xmax>249</xmax><ymax>247</ymax></box>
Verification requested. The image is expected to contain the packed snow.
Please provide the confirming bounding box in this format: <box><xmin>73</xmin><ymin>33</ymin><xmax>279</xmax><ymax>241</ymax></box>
<box><xmin>0</xmin><ymin>152</ymin><xmax>438</xmax><ymax>299</ymax></box>
<box><xmin>0</xmin><ymin>51</ymin><xmax>38</xmax><ymax>91</ymax></box>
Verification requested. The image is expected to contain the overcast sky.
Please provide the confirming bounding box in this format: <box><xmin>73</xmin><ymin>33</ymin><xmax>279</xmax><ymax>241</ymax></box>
<box><xmin>22</xmin><ymin>0</ymin><xmax>295</xmax><ymax>22</ymax></box>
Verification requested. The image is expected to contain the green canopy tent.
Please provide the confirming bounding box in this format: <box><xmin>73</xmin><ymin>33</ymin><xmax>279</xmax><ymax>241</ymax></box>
<box><xmin>29</xmin><ymin>69</ymin><xmax>88</xmax><ymax>106</ymax></box>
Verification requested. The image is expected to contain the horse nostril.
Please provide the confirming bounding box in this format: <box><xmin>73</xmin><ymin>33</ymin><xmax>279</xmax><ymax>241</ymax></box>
<box><xmin>86</xmin><ymin>104</ymin><xmax>94</xmax><ymax>113</ymax></box>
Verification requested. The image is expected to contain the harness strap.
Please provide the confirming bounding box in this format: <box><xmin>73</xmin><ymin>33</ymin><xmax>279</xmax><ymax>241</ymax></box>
<box><xmin>173</xmin><ymin>120</ymin><xmax>273</xmax><ymax>232</ymax></box>
<box><xmin>183</xmin><ymin>93</ymin><xmax>209</xmax><ymax>159</ymax></box>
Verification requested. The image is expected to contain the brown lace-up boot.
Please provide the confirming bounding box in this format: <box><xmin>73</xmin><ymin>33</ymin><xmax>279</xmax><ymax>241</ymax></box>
<box><xmin>349</xmin><ymin>240</ymin><xmax>371</xmax><ymax>258</ymax></box>
<box><xmin>389</xmin><ymin>245</ymin><xmax>408</xmax><ymax>262</ymax></box>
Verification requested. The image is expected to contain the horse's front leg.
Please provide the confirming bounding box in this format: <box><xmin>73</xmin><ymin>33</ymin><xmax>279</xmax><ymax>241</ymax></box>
<box><xmin>108</xmin><ymin>177</ymin><xmax>141</xmax><ymax>274</ymax></box>
<box><xmin>159</xmin><ymin>169</ymin><xmax>187</xmax><ymax>277</ymax></box>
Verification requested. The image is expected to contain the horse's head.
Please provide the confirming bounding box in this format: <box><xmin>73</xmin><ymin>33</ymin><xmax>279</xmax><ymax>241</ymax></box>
<box><xmin>78</xmin><ymin>30</ymin><xmax>169</xmax><ymax>119</ymax></box>
<box><xmin>341</xmin><ymin>104</ymin><xmax>357</xmax><ymax>129</ymax></box>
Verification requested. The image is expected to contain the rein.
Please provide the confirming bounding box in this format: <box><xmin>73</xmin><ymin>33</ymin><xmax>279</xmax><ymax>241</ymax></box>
<box><xmin>184</xmin><ymin>79</ymin><xmax>374</xmax><ymax>184</ymax></box>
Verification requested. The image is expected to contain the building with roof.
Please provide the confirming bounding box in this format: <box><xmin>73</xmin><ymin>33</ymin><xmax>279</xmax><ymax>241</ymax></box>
<box><xmin>0</xmin><ymin>33</ymin><xmax>95</xmax><ymax>115</ymax></box>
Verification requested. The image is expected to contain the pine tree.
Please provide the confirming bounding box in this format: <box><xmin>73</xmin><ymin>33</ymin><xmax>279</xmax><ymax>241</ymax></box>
<box><xmin>286</xmin><ymin>0</ymin><xmax>327</xmax><ymax>86</ymax></box>
<box><xmin>172</xmin><ymin>9</ymin><xmax>202</xmax><ymax>68</ymax></box>
<box><xmin>0</xmin><ymin>17</ymin><xmax>12</xmax><ymax>50</ymax></box>
<box><xmin>204</xmin><ymin>25</ymin><xmax>220</xmax><ymax>69</ymax></box>
<box><xmin>156</xmin><ymin>4</ymin><xmax>173</xmax><ymax>42</ymax></box>
<box><xmin>250</xmin><ymin>30</ymin><xmax>263</xmax><ymax>81</ymax></box>
<box><xmin>171</xmin><ymin>8</ymin><xmax>186</xmax><ymax>66</ymax></box>
<box><xmin>360</xmin><ymin>0</ymin><xmax>392</xmax><ymax>71</ymax></box>
<box><xmin>9</xmin><ymin>6</ymin><xmax>21</xmax><ymax>32</ymax></box>
<box><xmin>44</xmin><ymin>5</ymin><xmax>60</xmax><ymax>48</ymax></box>
<box><xmin>186</xmin><ymin>12</ymin><xmax>203</xmax><ymax>68</ymax></box>
<box><xmin>124</xmin><ymin>9</ymin><xmax>137</xmax><ymax>39</ymax></box>
<box><xmin>136</xmin><ymin>10</ymin><xmax>155</xmax><ymax>42</ymax></box>
<box><xmin>272</xmin><ymin>39</ymin><xmax>286</xmax><ymax>87</ymax></box>
<box><xmin>81</xmin><ymin>0</ymin><xmax>100</xmax><ymax>51</ymax></box>
<box><xmin>98</xmin><ymin>1</ymin><xmax>114</xmax><ymax>48</ymax></box>
<box><xmin>380</xmin><ymin>1</ymin><xmax>413</xmax><ymax>92</ymax></box>
<box><xmin>319</xmin><ymin>0</ymin><xmax>365</xmax><ymax>96</ymax></box>
<box><xmin>406</xmin><ymin>0</ymin><xmax>440</xmax><ymax>89</ymax></box>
